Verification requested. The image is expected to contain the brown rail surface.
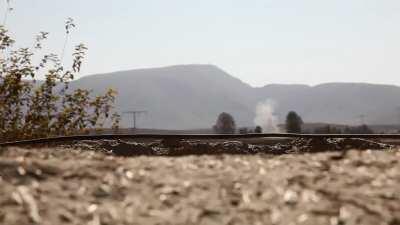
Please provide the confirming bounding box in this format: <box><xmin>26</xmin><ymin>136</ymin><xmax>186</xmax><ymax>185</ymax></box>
<box><xmin>1</xmin><ymin>133</ymin><xmax>400</xmax><ymax>147</ymax></box>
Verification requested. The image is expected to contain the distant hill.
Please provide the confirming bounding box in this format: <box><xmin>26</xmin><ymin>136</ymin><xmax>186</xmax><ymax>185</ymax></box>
<box><xmin>69</xmin><ymin>64</ymin><xmax>400</xmax><ymax>129</ymax></box>
<box><xmin>254</xmin><ymin>83</ymin><xmax>400</xmax><ymax>126</ymax></box>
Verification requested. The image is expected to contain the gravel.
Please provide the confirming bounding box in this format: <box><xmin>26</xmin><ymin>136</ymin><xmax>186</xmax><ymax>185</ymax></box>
<box><xmin>0</xmin><ymin>139</ymin><xmax>398</xmax><ymax>225</ymax></box>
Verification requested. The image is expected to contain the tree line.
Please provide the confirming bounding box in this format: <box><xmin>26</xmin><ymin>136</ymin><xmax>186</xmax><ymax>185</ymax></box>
<box><xmin>213</xmin><ymin>111</ymin><xmax>374</xmax><ymax>134</ymax></box>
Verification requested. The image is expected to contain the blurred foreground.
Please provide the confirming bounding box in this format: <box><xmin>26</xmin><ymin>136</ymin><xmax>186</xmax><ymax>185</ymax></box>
<box><xmin>0</xmin><ymin>142</ymin><xmax>399</xmax><ymax>225</ymax></box>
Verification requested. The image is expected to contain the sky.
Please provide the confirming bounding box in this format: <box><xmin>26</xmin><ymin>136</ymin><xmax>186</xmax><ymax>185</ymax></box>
<box><xmin>3</xmin><ymin>0</ymin><xmax>400</xmax><ymax>87</ymax></box>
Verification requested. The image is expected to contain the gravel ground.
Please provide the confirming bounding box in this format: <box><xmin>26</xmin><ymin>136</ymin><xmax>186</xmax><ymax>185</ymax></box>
<box><xmin>0</xmin><ymin>141</ymin><xmax>399</xmax><ymax>225</ymax></box>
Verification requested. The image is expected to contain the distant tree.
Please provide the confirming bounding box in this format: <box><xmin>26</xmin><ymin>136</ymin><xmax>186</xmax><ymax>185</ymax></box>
<box><xmin>239</xmin><ymin>128</ymin><xmax>249</xmax><ymax>134</ymax></box>
<box><xmin>314</xmin><ymin>125</ymin><xmax>342</xmax><ymax>134</ymax></box>
<box><xmin>331</xmin><ymin>126</ymin><xmax>342</xmax><ymax>134</ymax></box>
<box><xmin>344</xmin><ymin>126</ymin><xmax>352</xmax><ymax>134</ymax></box>
<box><xmin>314</xmin><ymin>125</ymin><xmax>330</xmax><ymax>134</ymax></box>
<box><xmin>342</xmin><ymin>125</ymin><xmax>373</xmax><ymax>134</ymax></box>
<box><xmin>254</xmin><ymin>126</ymin><xmax>263</xmax><ymax>133</ymax></box>
<box><xmin>213</xmin><ymin>112</ymin><xmax>236</xmax><ymax>134</ymax></box>
<box><xmin>353</xmin><ymin>124</ymin><xmax>373</xmax><ymax>134</ymax></box>
<box><xmin>359</xmin><ymin>124</ymin><xmax>373</xmax><ymax>134</ymax></box>
<box><xmin>285</xmin><ymin>111</ymin><xmax>303</xmax><ymax>133</ymax></box>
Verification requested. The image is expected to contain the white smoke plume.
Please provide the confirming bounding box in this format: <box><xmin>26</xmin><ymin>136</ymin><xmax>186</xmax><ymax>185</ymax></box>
<box><xmin>254</xmin><ymin>99</ymin><xmax>280</xmax><ymax>133</ymax></box>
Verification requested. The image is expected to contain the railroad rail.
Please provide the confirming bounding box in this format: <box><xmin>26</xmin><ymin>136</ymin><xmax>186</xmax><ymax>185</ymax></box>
<box><xmin>1</xmin><ymin>133</ymin><xmax>400</xmax><ymax>147</ymax></box>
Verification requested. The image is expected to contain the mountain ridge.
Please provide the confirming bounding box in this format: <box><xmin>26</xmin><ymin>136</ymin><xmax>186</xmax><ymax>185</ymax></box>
<box><xmin>79</xmin><ymin>64</ymin><xmax>400</xmax><ymax>89</ymax></box>
<box><xmin>68</xmin><ymin>64</ymin><xmax>400</xmax><ymax>129</ymax></box>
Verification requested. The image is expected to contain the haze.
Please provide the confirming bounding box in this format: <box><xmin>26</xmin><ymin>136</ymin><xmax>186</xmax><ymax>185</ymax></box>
<box><xmin>5</xmin><ymin>0</ymin><xmax>400</xmax><ymax>86</ymax></box>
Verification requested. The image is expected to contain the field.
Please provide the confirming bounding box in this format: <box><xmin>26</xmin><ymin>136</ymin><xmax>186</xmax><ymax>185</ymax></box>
<box><xmin>0</xmin><ymin>139</ymin><xmax>399</xmax><ymax>225</ymax></box>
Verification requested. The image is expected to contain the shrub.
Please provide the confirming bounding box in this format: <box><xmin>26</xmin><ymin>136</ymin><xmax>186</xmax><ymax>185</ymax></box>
<box><xmin>0</xmin><ymin>21</ymin><xmax>119</xmax><ymax>141</ymax></box>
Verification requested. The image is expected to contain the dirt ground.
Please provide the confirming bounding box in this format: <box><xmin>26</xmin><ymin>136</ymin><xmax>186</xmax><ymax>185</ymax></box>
<box><xmin>0</xmin><ymin>139</ymin><xmax>399</xmax><ymax>225</ymax></box>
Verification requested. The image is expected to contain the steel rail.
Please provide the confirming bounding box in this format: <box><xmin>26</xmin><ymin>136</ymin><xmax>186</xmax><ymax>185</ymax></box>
<box><xmin>1</xmin><ymin>133</ymin><xmax>400</xmax><ymax>147</ymax></box>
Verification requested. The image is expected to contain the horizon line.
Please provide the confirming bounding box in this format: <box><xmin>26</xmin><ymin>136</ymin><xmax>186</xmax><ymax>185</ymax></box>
<box><xmin>77</xmin><ymin>64</ymin><xmax>400</xmax><ymax>88</ymax></box>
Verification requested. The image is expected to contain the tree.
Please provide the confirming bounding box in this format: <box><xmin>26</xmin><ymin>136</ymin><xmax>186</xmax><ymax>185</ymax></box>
<box><xmin>314</xmin><ymin>125</ymin><xmax>342</xmax><ymax>134</ymax></box>
<box><xmin>358</xmin><ymin>124</ymin><xmax>373</xmax><ymax>134</ymax></box>
<box><xmin>342</xmin><ymin>125</ymin><xmax>373</xmax><ymax>134</ymax></box>
<box><xmin>239</xmin><ymin>127</ymin><xmax>248</xmax><ymax>134</ymax></box>
<box><xmin>0</xmin><ymin>19</ymin><xmax>119</xmax><ymax>142</ymax></box>
<box><xmin>254</xmin><ymin>126</ymin><xmax>263</xmax><ymax>133</ymax></box>
<box><xmin>285</xmin><ymin>111</ymin><xmax>303</xmax><ymax>133</ymax></box>
<box><xmin>213</xmin><ymin>112</ymin><xmax>236</xmax><ymax>134</ymax></box>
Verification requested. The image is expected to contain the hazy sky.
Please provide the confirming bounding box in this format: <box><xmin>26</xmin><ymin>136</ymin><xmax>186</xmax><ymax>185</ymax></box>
<box><xmin>4</xmin><ymin>0</ymin><xmax>400</xmax><ymax>87</ymax></box>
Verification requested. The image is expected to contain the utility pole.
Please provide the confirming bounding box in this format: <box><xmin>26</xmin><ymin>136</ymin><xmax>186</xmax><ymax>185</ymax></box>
<box><xmin>357</xmin><ymin>114</ymin><xmax>366</xmax><ymax>125</ymax></box>
<box><xmin>123</xmin><ymin>111</ymin><xmax>147</xmax><ymax>132</ymax></box>
<box><xmin>396</xmin><ymin>107</ymin><xmax>400</xmax><ymax>125</ymax></box>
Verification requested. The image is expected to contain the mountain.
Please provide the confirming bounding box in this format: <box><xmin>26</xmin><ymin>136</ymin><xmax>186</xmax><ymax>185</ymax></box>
<box><xmin>69</xmin><ymin>64</ymin><xmax>400</xmax><ymax>129</ymax></box>
<box><xmin>254</xmin><ymin>83</ymin><xmax>400</xmax><ymax>125</ymax></box>
<box><xmin>70</xmin><ymin>64</ymin><xmax>255</xmax><ymax>129</ymax></box>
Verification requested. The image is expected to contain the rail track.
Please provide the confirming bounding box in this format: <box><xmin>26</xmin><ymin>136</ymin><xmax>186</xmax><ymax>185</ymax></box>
<box><xmin>1</xmin><ymin>133</ymin><xmax>400</xmax><ymax>147</ymax></box>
